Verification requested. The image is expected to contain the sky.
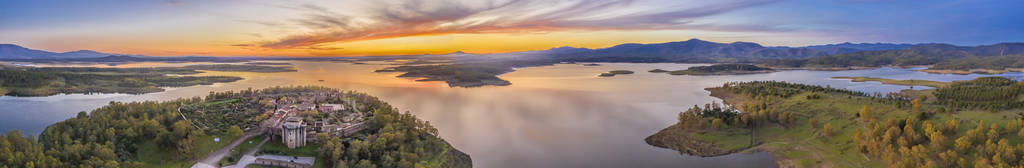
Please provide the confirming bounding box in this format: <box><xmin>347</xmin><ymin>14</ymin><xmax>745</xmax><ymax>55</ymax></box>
<box><xmin>0</xmin><ymin>0</ymin><xmax>1021</xmax><ymax>57</ymax></box>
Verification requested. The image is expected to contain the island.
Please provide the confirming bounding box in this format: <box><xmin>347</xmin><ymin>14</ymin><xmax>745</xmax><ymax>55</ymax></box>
<box><xmin>375</xmin><ymin>64</ymin><xmax>516</xmax><ymax>87</ymax></box>
<box><xmin>0</xmin><ymin>64</ymin><xmax>297</xmax><ymax>96</ymax></box>
<box><xmin>647</xmin><ymin>77</ymin><xmax>1024</xmax><ymax>167</ymax></box>
<box><xmin>598</xmin><ymin>70</ymin><xmax>634</xmax><ymax>77</ymax></box>
<box><xmin>667</xmin><ymin>64</ymin><xmax>773</xmax><ymax>75</ymax></box>
<box><xmin>648</xmin><ymin>69</ymin><xmax>669</xmax><ymax>73</ymax></box>
<box><xmin>0</xmin><ymin>86</ymin><xmax>472</xmax><ymax>168</ymax></box>
<box><xmin>245</xmin><ymin>62</ymin><xmax>294</xmax><ymax>66</ymax></box>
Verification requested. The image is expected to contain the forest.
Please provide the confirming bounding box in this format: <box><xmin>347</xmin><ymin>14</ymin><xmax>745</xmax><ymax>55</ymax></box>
<box><xmin>0</xmin><ymin>86</ymin><xmax>470</xmax><ymax>168</ymax></box>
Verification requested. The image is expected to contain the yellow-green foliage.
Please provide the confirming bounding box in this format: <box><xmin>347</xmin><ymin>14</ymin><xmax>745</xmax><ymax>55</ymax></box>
<box><xmin>656</xmin><ymin>78</ymin><xmax>1024</xmax><ymax>167</ymax></box>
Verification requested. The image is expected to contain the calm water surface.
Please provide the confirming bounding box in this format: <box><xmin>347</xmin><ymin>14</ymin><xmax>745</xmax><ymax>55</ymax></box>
<box><xmin>1</xmin><ymin>62</ymin><xmax>1021</xmax><ymax>167</ymax></box>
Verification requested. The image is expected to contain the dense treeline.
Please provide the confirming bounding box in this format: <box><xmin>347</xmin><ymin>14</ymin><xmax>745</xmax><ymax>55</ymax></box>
<box><xmin>0</xmin><ymin>131</ymin><xmax>60</xmax><ymax>168</ymax></box>
<box><xmin>722</xmin><ymin>81</ymin><xmax>912</xmax><ymax>106</ymax></box>
<box><xmin>929</xmin><ymin>54</ymin><xmax>1024</xmax><ymax>71</ymax></box>
<box><xmin>4</xmin><ymin>99</ymin><xmax>199</xmax><ymax>168</ymax></box>
<box><xmin>934</xmin><ymin>77</ymin><xmax>1024</xmax><ymax>109</ymax></box>
<box><xmin>677</xmin><ymin>99</ymin><xmax>798</xmax><ymax>132</ymax></box>
<box><xmin>855</xmin><ymin>116</ymin><xmax>1024</xmax><ymax>167</ymax></box>
<box><xmin>318</xmin><ymin>94</ymin><xmax>469</xmax><ymax>168</ymax></box>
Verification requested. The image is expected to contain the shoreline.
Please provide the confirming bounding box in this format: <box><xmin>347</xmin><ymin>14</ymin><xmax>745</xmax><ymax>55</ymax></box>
<box><xmin>917</xmin><ymin>68</ymin><xmax>1024</xmax><ymax>75</ymax></box>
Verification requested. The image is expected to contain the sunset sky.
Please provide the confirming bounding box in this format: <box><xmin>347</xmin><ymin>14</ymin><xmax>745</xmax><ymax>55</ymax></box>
<box><xmin>1</xmin><ymin>0</ymin><xmax>1021</xmax><ymax>56</ymax></box>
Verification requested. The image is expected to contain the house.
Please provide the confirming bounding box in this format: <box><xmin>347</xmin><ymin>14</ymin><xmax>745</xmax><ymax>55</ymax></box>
<box><xmin>318</xmin><ymin>104</ymin><xmax>344</xmax><ymax>112</ymax></box>
<box><xmin>297</xmin><ymin>103</ymin><xmax>316</xmax><ymax>111</ymax></box>
<box><xmin>253</xmin><ymin>155</ymin><xmax>315</xmax><ymax>168</ymax></box>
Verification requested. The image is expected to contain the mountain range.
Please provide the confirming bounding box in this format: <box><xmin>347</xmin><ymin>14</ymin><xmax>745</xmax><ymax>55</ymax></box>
<box><xmin>3</xmin><ymin>39</ymin><xmax>1023</xmax><ymax>65</ymax></box>
<box><xmin>0</xmin><ymin>44</ymin><xmax>112</xmax><ymax>59</ymax></box>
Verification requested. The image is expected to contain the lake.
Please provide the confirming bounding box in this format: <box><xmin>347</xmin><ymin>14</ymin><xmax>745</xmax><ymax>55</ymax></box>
<box><xmin>1</xmin><ymin>61</ymin><xmax>1021</xmax><ymax>167</ymax></box>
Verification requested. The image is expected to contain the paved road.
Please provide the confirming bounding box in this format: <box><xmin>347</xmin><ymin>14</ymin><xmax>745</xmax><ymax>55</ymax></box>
<box><xmin>191</xmin><ymin>128</ymin><xmax>265</xmax><ymax>168</ymax></box>
<box><xmin>226</xmin><ymin>136</ymin><xmax>271</xmax><ymax>168</ymax></box>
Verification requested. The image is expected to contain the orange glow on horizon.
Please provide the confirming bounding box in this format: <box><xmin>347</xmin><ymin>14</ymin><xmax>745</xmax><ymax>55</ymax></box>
<box><xmin>14</xmin><ymin>29</ymin><xmax>824</xmax><ymax>57</ymax></box>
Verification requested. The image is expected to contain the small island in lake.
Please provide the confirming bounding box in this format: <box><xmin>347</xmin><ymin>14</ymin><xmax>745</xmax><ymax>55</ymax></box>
<box><xmin>648</xmin><ymin>69</ymin><xmax>669</xmax><ymax>73</ymax></box>
<box><xmin>667</xmin><ymin>64</ymin><xmax>773</xmax><ymax>75</ymax></box>
<box><xmin>647</xmin><ymin>77</ymin><xmax>1024</xmax><ymax>167</ymax></box>
<box><xmin>376</xmin><ymin>64</ymin><xmax>514</xmax><ymax>87</ymax></box>
<box><xmin>598</xmin><ymin>70</ymin><xmax>634</xmax><ymax>77</ymax></box>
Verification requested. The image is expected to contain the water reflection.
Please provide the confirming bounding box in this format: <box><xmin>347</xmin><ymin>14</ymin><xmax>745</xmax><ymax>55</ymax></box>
<box><xmin>1</xmin><ymin>62</ymin><xmax>1021</xmax><ymax>167</ymax></box>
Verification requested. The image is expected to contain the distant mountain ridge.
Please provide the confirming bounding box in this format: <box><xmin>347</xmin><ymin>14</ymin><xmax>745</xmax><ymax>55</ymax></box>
<box><xmin>520</xmin><ymin>39</ymin><xmax>918</xmax><ymax>63</ymax></box>
<box><xmin>3</xmin><ymin>40</ymin><xmax>1022</xmax><ymax>64</ymax></box>
<box><xmin>762</xmin><ymin>42</ymin><xmax>1024</xmax><ymax>67</ymax></box>
<box><xmin>0</xmin><ymin>44</ymin><xmax>112</xmax><ymax>59</ymax></box>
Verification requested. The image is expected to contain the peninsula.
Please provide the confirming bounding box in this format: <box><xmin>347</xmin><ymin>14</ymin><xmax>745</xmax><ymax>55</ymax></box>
<box><xmin>0</xmin><ymin>86</ymin><xmax>471</xmax><ymax>168</ymax></box>
<box><xmin>647</xmin><ymin>77</ymin><xmax>1024</xmax><ymax>167</ymax></box>
<box><xmin>833</xmin><ymin>76</ymin><xmax>949</xmax><ymax>88</ymax></box>
<box><xmin>0</xmin><ymin>64</ymin><xmax>296</xmax><ymax>96</ymax></box>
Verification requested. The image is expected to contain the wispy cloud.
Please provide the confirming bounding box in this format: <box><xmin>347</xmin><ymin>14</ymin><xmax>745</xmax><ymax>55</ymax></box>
<box><xmin>245</xmin><ymin>0</ymin><xmax>780</xmax><ymax>49</ymax></box>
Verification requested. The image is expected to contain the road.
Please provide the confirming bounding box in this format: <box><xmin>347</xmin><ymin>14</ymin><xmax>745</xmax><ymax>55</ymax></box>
<box><xmin>225</xmin><ymin>136</ymin><xmax>271</xmax><ymax>168</ymax></box>
<box><xmin>191</xmin><ymin>128</ymin><xmax>266</xmax><ymax>168</ymax></box>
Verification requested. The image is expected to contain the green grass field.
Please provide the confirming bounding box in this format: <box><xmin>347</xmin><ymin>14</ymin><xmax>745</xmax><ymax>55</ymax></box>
<box><xmin>137</xmin><ymin>134</ymin><xmax>239</xmax><ymax>167</ymax></box>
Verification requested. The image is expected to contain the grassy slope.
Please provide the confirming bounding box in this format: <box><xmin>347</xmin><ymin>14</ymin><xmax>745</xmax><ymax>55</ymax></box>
<box><xmin>649</xmin><ymin>83</ymin><xmax>1024</xmax><ymax>167</ymax></box>
<box><xmin>833</xmin><ymin>76</ymin><xmax>949</xmax><ymax>88</ymax></box>
<box><xmin>137</xmin><ymin>134</ymin><xmax>240</xmax><ymax>168</ymax></box>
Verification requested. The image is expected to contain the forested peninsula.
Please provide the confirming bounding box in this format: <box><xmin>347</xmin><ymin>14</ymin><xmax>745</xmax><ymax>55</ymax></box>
<box><xmin>0</xmin><ymin>86</ymin><xmax>471</xmax><ymax>168</ymax></box>
<box><xmin>0</xmin><ymin>64</ymin><xmax>296</xmax><ymax>96</ymax></box>
<box><xmin>922</xmin><ymin>54</ymin><xmax>1024</xmax><ymax>74</ymax></box>
<box><xmin>647</xmin><ymin>77</ymin><xmax>1024</xmax><ymax>167</ymax></box>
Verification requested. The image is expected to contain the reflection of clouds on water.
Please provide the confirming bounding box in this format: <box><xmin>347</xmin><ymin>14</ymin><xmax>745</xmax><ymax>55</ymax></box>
<box><xmin>3</xmin><ymin>62</ymin><xmax>1023</xmax><ymax>167</ymax></box>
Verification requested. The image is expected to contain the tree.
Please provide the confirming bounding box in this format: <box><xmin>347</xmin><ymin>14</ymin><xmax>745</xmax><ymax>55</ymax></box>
<box><xmin>711</xmin><ymin>118</ymin><xmax>724</xmax><ymax>130</ymax></box>
<box><xmin>227</xmin><ymin>126</ymin><xmax>243</xmax><ymax>138</ymax></box>
<box><xmin>859</xmin><ymin>106</ymin><xmax>872</xmax><ymax>122</ymax></box>
<box><xmin>954</xmin><ymin>136</ymin><xmax>971</xmax><ymax>153</ymax></box>
<box><xmin>911</xmin><ymin>99</ymin><xmax>922</xmax><ymax>113</ymax></box>
<box><xmin>823</xmin><ymin>123</ymin><xmax>834</xmax><ymax>137</ymax></box>
<box><xmin>355</xmin><ymin>159</ymin><xmax>377</xmax><ymax>168</ymax></box>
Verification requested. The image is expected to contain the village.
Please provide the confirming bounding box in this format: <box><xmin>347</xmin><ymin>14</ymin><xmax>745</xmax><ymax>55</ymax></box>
<box><xmin>191</xmin><ymin>90</ymin><xmax>374</xmax><ymax>168</ymax></box>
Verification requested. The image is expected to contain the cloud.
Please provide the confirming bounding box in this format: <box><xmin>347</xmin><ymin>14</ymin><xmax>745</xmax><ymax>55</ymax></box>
<box><xmin>249</xmin><ymin>0</ymin><xmax>780</xmax><ymax>49</ymax></box>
